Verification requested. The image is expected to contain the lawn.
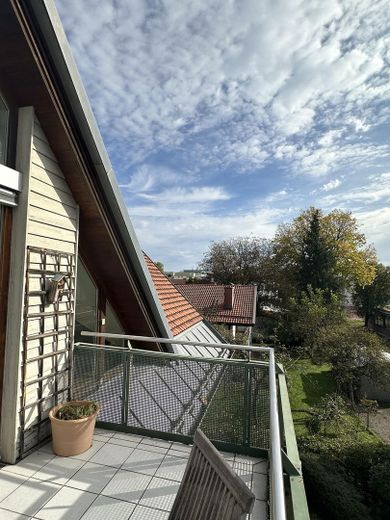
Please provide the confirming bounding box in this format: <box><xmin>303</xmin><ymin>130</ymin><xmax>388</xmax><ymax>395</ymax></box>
<box><xmin>286</xmin><ymin>357</ymin><xmax>378</xmax><ymax>442</ymax></box>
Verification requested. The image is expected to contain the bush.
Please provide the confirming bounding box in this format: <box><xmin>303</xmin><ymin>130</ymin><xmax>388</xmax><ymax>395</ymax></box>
<box><xmin>368</xmin><ymin>460</ymin><xmax>390</xmax><ymax>518</ymax></box>
<box><xmin>301</xmin><ymin>452</ymin><xmax>371</xmax><ymax>520</ymax></box>
<box><xmin>305</xmin><ymin>393</ymin><xmax>346</xmax><ymax>434</ymax></box>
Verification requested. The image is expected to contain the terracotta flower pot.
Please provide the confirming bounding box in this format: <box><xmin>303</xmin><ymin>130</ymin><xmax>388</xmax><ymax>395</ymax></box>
<box><xmin>49</xmin><ymin>400</ymin><xmax>99</xmax><ymax>457</ymax></box>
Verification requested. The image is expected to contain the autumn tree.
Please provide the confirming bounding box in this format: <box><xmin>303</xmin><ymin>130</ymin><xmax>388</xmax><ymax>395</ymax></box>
<box><xmin>199</xmin><ymin>236</ymin><xmax>272</xmax><ymax>285</ymax></box>
<box><xmin>273</xmin><ymin>207</ymin><xmax>376</xmax><ymax>303</ymax></box>
<box><xmin>353</xmin><ymin>263</ymin><xmax>390</xmax><ymax>326</ymax></box>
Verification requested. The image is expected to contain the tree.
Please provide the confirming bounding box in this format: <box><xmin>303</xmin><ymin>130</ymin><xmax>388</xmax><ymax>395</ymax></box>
<box><xmin>353</xmin><ymin>263</ymin><xmax>390</xmax><ymax>326</ymax></box>
<box><xmin>155</xmin><ymin>261</ymin><xmax>164</xmax><ymax>273</ymax></box>
<box><xmin>199</xmin><ymin>236</ymin><xmax>272</xmax><ymax>285</ymax></box>
<box><xmin>297</xmin><ymin>208</ymin><xmax>337</xmax><ymax>293</ymax></box>
<box><xmin>312</xmin><ymin>324</ymin><xmax>389</xmax><ymax>406</ymax></box>
<box><xmin>278</xmin><ymin>286</ymin><xmax>345</xmax><ymax>350</ymax></box>
<box><xmin>273</xmin><ymin>207</ymin><xmax>377</xmax><ymax>304</ymax></box>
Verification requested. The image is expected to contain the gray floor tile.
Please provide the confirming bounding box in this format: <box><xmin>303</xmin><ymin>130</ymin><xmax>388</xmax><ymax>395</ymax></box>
<box><xmin>0</xmin><ymin>478</ymin><xmax>60</xmax><ymax>517</ymax></box>
<box><xmin>252</xmin><ymin>473</ymin><xmax>268</xmax><ymax>501</ymax></box>
<box><xmin>0</xmin><ymin>509</ymin><xmax>30</xmax><ymax>519</ymax></box>
<box><xmin>253</xmin><ymin>460</ymin><xmax>268</xmax><ymax>474</ymax></box>
<box><xmin>248</xmin><ymin>499</ymin><xmax>268</xmax><ymax>519</ymax></box>
<box><xmin>140</xmin><ymin>438</ymin><xmax>171</xmax><ymax>450</ymax></box>
<box><xmin>139</xmin><ymin>477</ymin><xmax>180</xmax><ymax>512</ymax></box>
<box><xmin>89</xmin><ymin>443</ymin><xmax>134</xmax><ymax>468</ymax></box>
<box><xmin>33</xmin><ymin>457</ymin><xmax>85</xmax><ymax>485</ymax></box>
<box><xmin>106</xmin><ymin>437</ymin><xmax>140</xmax><ymax>449</ymax></box>
<box><xmin>0</xmin><ymin>451</ymin><xmax>54</xmax><ymax>479</ymax></box>
<box><xmin>0</xmin><ymin>472</ymin><xmax>27</xmax><ymax>502</ymax></box>
<box><xmin>129</xmin><ymin>504</ymin><xmax>169</xmax><ymax>519</ymax></box>
<box><xmin>121</xmin><ymin>448</ymin><xmax>165</xmax><ymax>476</ymax></box>
<box><xmin>155</xmin><ymin>456</ymin><xmax>188</xmax><ymax>482</ymax></box>
<box><xmin>112</xmin><ymin>433</ymin><xmax>143</xmax><ymax>443</ymax></box>
<box><xmin>66</xmin><ymin>462</ymin><xmax>118</xmax><ymax>494</ymax></box>
<box><xmin>80</xmin><ymin>495</ymin><xmax>136</xmax><ymax>520</ymax></box>
<box><xmin>101</xmin><ymin>469</ymin><xmax>151</xmax><ymax>503</ymax></box>
<box><xmin>34</xmin><ymin>486</ymin><xmax>96</xmax><ymax>520</ymax></box>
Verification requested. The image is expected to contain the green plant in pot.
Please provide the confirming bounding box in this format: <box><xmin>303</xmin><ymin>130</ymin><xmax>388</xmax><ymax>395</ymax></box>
<box><xmin>49</xmin><ymin>400</ymin><xmax>99</xmax><ymax>457</ymax></box>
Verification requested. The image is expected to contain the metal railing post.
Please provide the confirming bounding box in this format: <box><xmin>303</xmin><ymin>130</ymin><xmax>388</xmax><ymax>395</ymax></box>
<box><xmin>122</xmin><ymin>349</ymin><xmax>130</xmax><ymax>426</ymax></box>
<box><xmin>269</xmin><ymin>348</ymin><xmax>287</xmax><ymax>520</ymax></box>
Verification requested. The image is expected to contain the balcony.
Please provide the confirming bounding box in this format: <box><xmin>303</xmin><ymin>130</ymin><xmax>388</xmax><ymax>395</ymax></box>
<box><xmin>0</xmin><ymin>335</ymin><xmax>308</xmax><ymax>519</ymax></box>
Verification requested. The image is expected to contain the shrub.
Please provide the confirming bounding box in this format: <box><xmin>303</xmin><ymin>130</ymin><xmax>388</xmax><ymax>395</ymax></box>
<box><xmin>301</xmin><ymin>452</ymin><xmax>371</xmax><ymax>520</ymax></box>
<box><xmin>305</xmin><ymin>393</ymin><xmax>346</xmax><ymax>434</ymax></box>
<box><xmin>368</xmin><ymin>460</ymin><xmax>390</xmax><ymax>518</ymax></box>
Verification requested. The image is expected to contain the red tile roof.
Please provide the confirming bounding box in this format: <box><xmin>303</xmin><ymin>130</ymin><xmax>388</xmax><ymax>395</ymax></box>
<box><xmin>144</xmin><ymin>254</ymin><xmax>203</xmax><ymax>336</ymax></box>
<box><xmin>175</xmin><ymin>284</ymin><xmax>257</xmax><ymax>325</ymax></box>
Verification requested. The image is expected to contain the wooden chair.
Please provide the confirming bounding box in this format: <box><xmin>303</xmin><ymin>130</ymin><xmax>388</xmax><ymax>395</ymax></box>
<box><xmin>169</xmin><ymin>429</ymin><xmax>256</xmax><ymax>520</ymax></box>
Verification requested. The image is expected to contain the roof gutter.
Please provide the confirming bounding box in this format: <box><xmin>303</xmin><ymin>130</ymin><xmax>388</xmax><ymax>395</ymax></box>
<box><xmin>22</xmin><ymin>0</ymin><xmax>172</xmax><ymax>340</ymax></box>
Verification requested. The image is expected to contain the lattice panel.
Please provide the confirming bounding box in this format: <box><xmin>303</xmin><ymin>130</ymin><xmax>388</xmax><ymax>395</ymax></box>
<box><xmin>19</xmin><ymin>246</ymin><xmax>76</xmax><ymax>457</ymax></box>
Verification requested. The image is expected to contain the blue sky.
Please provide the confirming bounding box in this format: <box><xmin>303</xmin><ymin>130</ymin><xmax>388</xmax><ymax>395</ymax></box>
<box><xmin>55</xmin><ymin>0</ymin><xmax>390</xmax><ymax>270</ymax></box>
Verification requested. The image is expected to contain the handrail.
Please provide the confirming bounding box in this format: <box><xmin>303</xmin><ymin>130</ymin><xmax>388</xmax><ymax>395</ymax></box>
<box><xmin>78</xmin><ymin>331</ymin><xmax>287</xmax><ymax>520</ymax></box>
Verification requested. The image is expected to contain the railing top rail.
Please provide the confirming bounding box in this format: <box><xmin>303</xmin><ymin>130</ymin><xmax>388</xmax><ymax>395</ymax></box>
<box><xmin>80</xmin><ymin>331</ymin><xmax>272</xmax><ymax>353</ymax></box>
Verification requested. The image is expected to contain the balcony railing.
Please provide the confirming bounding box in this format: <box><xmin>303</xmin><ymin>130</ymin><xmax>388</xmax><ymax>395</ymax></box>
<box><xmin>74</xmin><ymin>333</ymin><xmax>308</xmax><ymax>520</ymax></box>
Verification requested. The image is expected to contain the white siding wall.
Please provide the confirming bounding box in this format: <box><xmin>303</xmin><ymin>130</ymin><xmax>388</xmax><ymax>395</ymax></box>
<box><xmin>0</xmin><ymin>107</ymin><xmax>79</xmax><ymax>462</ymax></box>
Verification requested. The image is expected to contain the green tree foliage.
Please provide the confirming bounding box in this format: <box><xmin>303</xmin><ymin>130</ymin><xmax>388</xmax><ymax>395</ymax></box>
<box><xmin>273</xmin><ymin>207</ymin><xmax>377</xmax><ymax>303</ymax></box>
<box><xmin>199</xmin><ymin>236</ymin><xmax>272</xmax><ymax>285</ymax></box>
<box><xmin>278</xmin><ymin>286</ymin><xmax>345</xmax><ymax>350</ymax></box>
<box><xmin>354</xmin><ymin>263</ymin><xmax>390</xmax><ymax>326</ymax></box>
<box><xmin>301</xmin><ymin>452</ymin><xmax>371</xmax><ymax>520</ymax></box>
<box><xmin>297</xmin><ymin>208</ymin><xmax>337</xmax><ymax>293</ymax></box>
<box><xmin>155</xmin><ymin>261</ymin><xmax>164</xmax><ymax>273</ymax></box>
<box><xmin>313</xmin><ymin>324</ymin><xmax>389</xmax><ymax>405</ymax></box>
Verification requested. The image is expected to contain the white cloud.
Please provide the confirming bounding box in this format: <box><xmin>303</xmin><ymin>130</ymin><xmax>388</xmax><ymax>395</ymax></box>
<box><xmin>139</xmin><ymin>186</ymin><xmax>231</xmax><ymax>204</ymax></box>
<box><xmin>321</xmin><ymin>172</ymin><xmax>390</xmax><ymax>206</ymax></box>
<box><xmin>321</xmin><ymin>178</ymin><xmax>341</xmax><ymax>191</ymax></box>
<box><xmin>130</xmin><ymin>205</ymin><xmax>284</xmax><ymax>270</ymax></box>
<box><xmin>55</xmin><ymin>0</ymin><xmax>390</xmax><ymax>174</ymax></box>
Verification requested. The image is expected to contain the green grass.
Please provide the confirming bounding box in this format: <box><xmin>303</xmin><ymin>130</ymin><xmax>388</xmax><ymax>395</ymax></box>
<box><xmin>286</xmin><ymin>358</ymin><xmax>378</xmax><ymax>443</ymax></box>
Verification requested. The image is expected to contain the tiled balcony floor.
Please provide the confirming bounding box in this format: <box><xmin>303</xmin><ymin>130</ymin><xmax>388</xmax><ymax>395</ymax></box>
<box><xmin>0</xmin><ymin>428</ymin><xmax>268</xmax><ymax>519</ymax></box>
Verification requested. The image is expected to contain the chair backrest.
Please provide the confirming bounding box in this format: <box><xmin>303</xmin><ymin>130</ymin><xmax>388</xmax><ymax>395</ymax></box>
<box><xmin>169</xmin><ymin>429</ymin><xmax>256</xmax><ymax>520</ymax></box>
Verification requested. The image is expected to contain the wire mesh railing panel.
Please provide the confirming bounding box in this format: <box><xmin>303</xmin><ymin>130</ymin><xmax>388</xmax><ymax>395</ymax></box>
<box><xmin>72</xmin><ymin>346</ymin><xmax>270</xmax><ymax>451</ymax></box>
<box><xmin>200</xmin><ymin>363</ymin><xmax>269</xmax><ymax>449</ymax></box>
<box><xmin>73</xmin><ymin>348</ymin><xmax>124</xmax><ymax>424</ymax></box>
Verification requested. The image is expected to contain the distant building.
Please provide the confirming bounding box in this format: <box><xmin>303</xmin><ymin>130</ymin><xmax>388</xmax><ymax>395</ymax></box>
<box><xmin>175</xmin><ymin>284</ymin><xmax>257</xmax><ymax>341</ymax></box>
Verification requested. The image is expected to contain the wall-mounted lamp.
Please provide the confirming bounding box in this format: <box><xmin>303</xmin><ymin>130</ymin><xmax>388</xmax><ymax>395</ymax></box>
<box><xmin>46</xmin><ymin>273</ymin><xmax>67</xmax><ymax>304</ymax></box>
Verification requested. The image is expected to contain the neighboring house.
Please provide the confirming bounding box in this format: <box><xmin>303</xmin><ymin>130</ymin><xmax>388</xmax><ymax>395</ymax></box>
<box><xmin>176</xmin><ymin>284</ymin><xmax>257</xmax><ymax>341</ymax></box>
<box><xmin>144</xmin><ymin>254</ymin><xmax>227</xmax><ymax>357</ymax></box>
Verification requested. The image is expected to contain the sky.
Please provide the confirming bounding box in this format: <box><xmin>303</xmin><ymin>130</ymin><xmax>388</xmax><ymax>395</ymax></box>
<box><xmin>55</xmin><ymin>0</ymin><xmax>390</xmax><ymax>271</ymax></box>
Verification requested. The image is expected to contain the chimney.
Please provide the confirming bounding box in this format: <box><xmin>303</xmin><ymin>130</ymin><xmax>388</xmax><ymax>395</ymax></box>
<box><xmin>224</xmin><ymin>285</ymin><xmax>235</xmax><ymax>310</ymax></box>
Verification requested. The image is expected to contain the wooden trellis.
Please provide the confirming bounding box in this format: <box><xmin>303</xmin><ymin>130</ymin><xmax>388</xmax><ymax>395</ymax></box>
<box><xmin>19</xmin><ymin>246</ymin><xmax>76</xmax><ymax>458</ymax></box>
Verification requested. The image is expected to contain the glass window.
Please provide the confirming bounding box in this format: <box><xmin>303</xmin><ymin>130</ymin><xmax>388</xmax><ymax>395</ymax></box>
<box><xmin>105</xmin><ymin>301</ymin><xmax>125</xmax><ymax>347</ymax></box>
<box><xmin>74</xmin><ymin>260</ymin><xmax>98</xmax><ymax>343</ymax></box>
<box><xmin>0</xmin><ymin>95</ymin><xmax>9</xmax><ymax>165</ymax></box>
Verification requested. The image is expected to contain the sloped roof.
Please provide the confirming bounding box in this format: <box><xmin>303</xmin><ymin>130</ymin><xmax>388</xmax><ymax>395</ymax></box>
<box><xmin>176</xmin><ymin>284</ymin><xmax>257</xmax><ymax>325</ymax></box>
<box><xmin>144</xmin><ymin>254</ymin><xmax>203</xmax><ymax>336</ymax></box>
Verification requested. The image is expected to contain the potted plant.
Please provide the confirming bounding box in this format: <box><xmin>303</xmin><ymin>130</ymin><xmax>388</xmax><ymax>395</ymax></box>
<box><xmin>49</xmin><ymin>400</ymin><xmax>99</xmax><ymax>456</ymax></box>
